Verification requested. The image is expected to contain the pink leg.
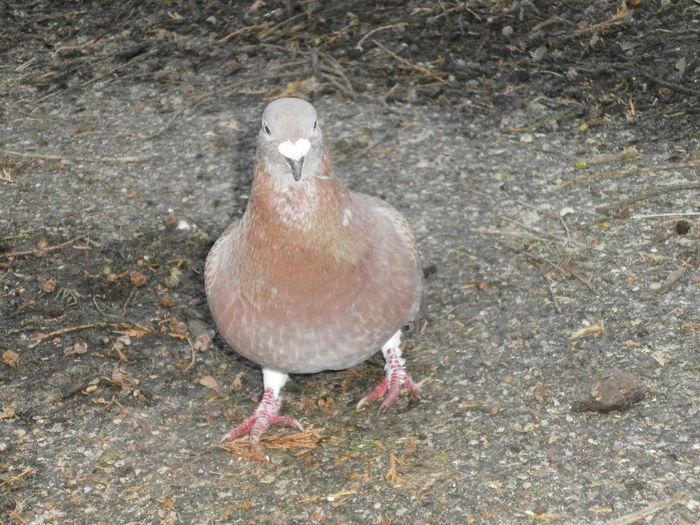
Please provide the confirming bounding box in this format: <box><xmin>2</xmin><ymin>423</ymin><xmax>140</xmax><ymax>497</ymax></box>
<box><xmin>357</xmin><ymin>331</ymin><xmax>421</xmax><ymax>412</ymax></box>
<box><xmin>222</xmin><ymin>369</ymin><xmax>302</xmax><ymax>446</ymax></box>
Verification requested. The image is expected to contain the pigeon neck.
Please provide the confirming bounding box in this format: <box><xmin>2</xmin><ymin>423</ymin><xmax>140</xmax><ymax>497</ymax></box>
<box><xmin>247</xmin><ymin>154</ymin><xmax>352</xmax><ymax>231</ymax></box>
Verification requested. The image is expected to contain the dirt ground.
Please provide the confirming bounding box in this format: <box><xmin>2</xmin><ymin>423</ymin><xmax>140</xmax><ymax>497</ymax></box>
<box><xmin>1</xmin><ymin>1</ymin><xmax>699</xmax><ymax>523</ymax></box>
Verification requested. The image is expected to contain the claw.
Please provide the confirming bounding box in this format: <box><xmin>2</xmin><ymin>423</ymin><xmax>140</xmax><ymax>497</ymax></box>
<box><xmin>357</xmin><ymin>338</ymin><xmax>421</xmax><ymax>412</ymax></box>
<box><xmin>357</xmin><ymin>378</ymin><xmax>389</xmax><ymax>410</ymax></box>
<box><xmin>222</xmin><ymin>387</ymin><xmax>303</xmax><ymax>446</ymax></box>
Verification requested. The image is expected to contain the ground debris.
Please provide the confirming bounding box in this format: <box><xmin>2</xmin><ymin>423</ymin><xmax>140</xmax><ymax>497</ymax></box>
<box><xmin>572</xmin><ymin>372</ymin><xmax>648</xmax><ymax>413</ymax></box>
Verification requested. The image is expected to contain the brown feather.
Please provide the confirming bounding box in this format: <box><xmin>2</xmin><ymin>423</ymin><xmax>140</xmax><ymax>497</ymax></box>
<box><xmin>206</xmin><ymin>129</ymin><xmax>422</xmax><ymax>374</ymax></box>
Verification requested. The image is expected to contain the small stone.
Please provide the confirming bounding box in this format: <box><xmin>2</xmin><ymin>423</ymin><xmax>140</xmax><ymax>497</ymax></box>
<box><xmin>164</xmin><ymin>215</ymin><xmax>180</xmax><ymax>229</ymax></box>
<box><xmin>675</xmin><ymin>220</ymin><xmax>690</xmax><ymax>235</ymax></box>
<box><xmin>572</xmin><ymin>372</ymin><xmax>648</xmax><ymax>412</ymax></box>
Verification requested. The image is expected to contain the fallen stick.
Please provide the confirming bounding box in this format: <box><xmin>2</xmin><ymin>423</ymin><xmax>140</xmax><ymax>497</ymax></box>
<box><xmin>1</xmin><ymin>235</ymin><xmax>86</xmax><ymax>259</ymax></box>
<box><xmin>595</xmin><ymin>183</ymin><xmax>700</xmax><ymax>215</ymax></box>
<box><xmin>29</xmin><ymin>322</ymin><xmax>152</xmax><ymax>348</ymax></box>
<box><xmin>558</xmin><ymin>161</ymin><xmax>700</xmax><ymax>188</ymax></box>
<box><xmin>606</xmin><ymin>493</ymin><xmax>686</xmax><ymax>525</ymax></box>
<box><xmin>372</xmin><ymin>39</ymin><xmax>449</xmax><ymax>85</ymax></box>
<box><xmin>642</xmin><ymin>72</ymin><xmax>700</xmax><ymax>98</ymax></box>
<box><xmin>0</xmin><ymin>149</ymin><xmax>146</xmax><ymax>163</ymax></box>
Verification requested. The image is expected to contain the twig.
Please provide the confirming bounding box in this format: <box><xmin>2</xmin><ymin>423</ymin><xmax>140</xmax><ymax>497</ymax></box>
<box><xmin>562</xmin><ymin>4</ymin><xmax>630</xmax><ymax>40</ymax></box>
<box><xmin>210</xmin><ymin>443</ymin><xmax>269</xmax><ymax>463</ymax></box>
<box><xmin>316</xmin><ymin>52</ymin><xmax>358</xmax><ymax>100</ymax></box>
<box><xmin>595</xmin><ymin>183</ymin><xmax>700</xmax><ymax>215</ymax></box>
<box><xmin>0</xmin><ymin>467</ymin><xmax>36</xmax><ymax>487</ymax></box>
<box><xmin>28</xmin><ymin>322</ymin><xmax>152</xmax><ymax>348</ymax></box>
<box><xmin>217</xmin><ymin>23</ymin><xmax>268</xmax><ymax>44</ymax></box>
<box><xmin>37</xmin><ymin>48</ymin><xmax>158</xmax><ymax>102</ymax></box>
<box><xmin>318</xmin><ymin>70</ymin><xmax>356</xmax><ymax>99</ymax></box>
<box><xmin>500</xmin><ymin>240</ymin><xmax>599</xmax><ymax>295</ymax></box>
<box><xmin>0</xmin><ymin>235</ymin><xmax>86</xmax><ymax>259</ymax></box>
<box><xmin>314</xmin><ymin>51</ymin><xmax>401</xmax><ymax>112</ymax></box>
<box><xmin>607</xmin><ymin>493</ymin><xmax>686</xmax><ymax>525</ymax></box>
<box><xmin>213</xmin><ymin>426</ymin><xmax>327</xmax><ymax>459</ymax></box>
<box><xmin>528</xmin><ymin>252</ymin><xmax>599</xmax><ymax>295</ymax></box>
<box><xmin>558</xmin><ymin>161</ymin><xmax>700</xmax><ymax>188</ymax></box>
<box><xmin>471</xmin><ymin>227</ymin><xmax>552</xmax><ymax>243</ymax></box>
<box><xmin>641</xmin><ymin>72</ymin><xmax>700</xmax><ymax>98</ymax></box>
<box><xmin>466</xmin><ymin>187</ymin><xmax>583</xmax><ymax>248</ymax></box>
<box><xmin>541</xmin><ymin>271</ymin><xmax>562</xmax><ymax>313</ymax></box>
<box><xmin>258</xmin><ymin>13</ymin><xmax>307</xmax><ymax>41</ymax></box>
<box><xmin>633</xmin><ymin>212</ymin><xmax>700</xmax><ymax>219</ymax></box>
<box><xmin>583</xmin><ymin>146</ymin><xmax>639</xmax><ymax>166</ymax></box>
<box><xmin>385</xmin><ymin>452</ymin><xmax>407</xmax><ymax>486</ymax></box>
<box><xmin>92</xmin><ymin>295</ymin><xmax>124</xmax><ymax>321</ymax></box>
<box><xmin>500</xmin><ymin>216</ymin><xmax>574</xmax><ymax>246</ymax></box>
<box><xmin>145</xmin><ymin>70</ymin><xmax>303</xmax><ymax>140</ymax></box>
<box><xmin>121</xmin><ymin>287</ymin><xmax>137</xmax><ymax>317</ymax></box>
<box><xmin>144</xmin><ymin>92</ymin><xmax>216</xmax><ymax>141</ymax></box>
<box><xmin>0</xmin><ymin>149</ymin><xmax>146</xmax><ymax>163</ymax></box>
<box><xmin>530</xmin><ymin>16</ymin><xmax>574</xmax><ymax>36</ymax></box>
<box><xmin>356</xmin><ymin>23</ymin><xmax>407</xmax><ymax>50</ymax></box>
<box><xmin>655</xmin><ymin>266</ymin><xmax>689</xmax><ymax>295</ymax></box>
<box><xmin>372</xmin><ymin>39</ymin><xmax>449</xmax><ymax>85</ymax></box>
<box><xmin>559</xmin><ymin>215</ymin><xmax>572</xmax><ymax>246</ymax></box>
<box><xmin>7</xmin><ymin>511</ymin><xmax>29</xmax><ymax>525</ymax></box>
<box><xmin>183</xmin><ymin>334</ymin><xmax>197</xmax><ymax>374</ymax></box>
<box><xmin>430</xmin><ymin>1</ymin><xmax>471</xmax><ymax>21</ymax></box>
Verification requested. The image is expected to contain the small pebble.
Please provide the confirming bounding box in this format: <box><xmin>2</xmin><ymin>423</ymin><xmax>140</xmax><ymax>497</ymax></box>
<box><xmin>675</xmin><ymin>220</ymin><xmax>690</xmax><ymax>235</ymax></box>
<box><xmin>164</xmin><ymin>215</ymin><xmax>180</xmax><ymax>229</ymax></box>
<box><xmin>572</xmin><ymin>372</ymin><xmax>648</xmax><ymax>412</ymax></box>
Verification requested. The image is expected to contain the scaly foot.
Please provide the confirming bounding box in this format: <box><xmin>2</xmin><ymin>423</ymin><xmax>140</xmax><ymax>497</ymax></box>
<box><xmin>222</xmin><ymin>369</ymin><xmax>302</xmax><ymax>446</ymax></box>
<box><xmin>357</xmin><ymin>331</ymin><xmax>421</xmax><ymax>412</ymax></box>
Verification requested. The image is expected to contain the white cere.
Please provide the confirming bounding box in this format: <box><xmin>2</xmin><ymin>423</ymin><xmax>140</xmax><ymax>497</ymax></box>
<box><xmin>278</xmin><ymin>138</ymin><xmax>311</xmax><ymax>161</ymax></box>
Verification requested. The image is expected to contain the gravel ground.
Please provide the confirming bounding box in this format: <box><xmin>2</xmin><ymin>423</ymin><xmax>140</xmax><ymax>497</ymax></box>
<box><xmin>1</xmin><ymin>1</ymin><xmax>699</xmax><ymax>524</ymax></box>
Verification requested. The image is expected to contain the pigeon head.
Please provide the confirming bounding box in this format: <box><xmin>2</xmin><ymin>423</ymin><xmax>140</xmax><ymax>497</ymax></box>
<box><xmin>258</xmin><ymin>97</ymin><xmax>324</xmax><ymax>183</ymax></box>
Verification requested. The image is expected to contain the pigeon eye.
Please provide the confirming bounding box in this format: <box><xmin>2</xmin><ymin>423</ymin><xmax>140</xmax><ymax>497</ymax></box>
<box><xmin>263</xmin><ymin>122</ymin><xmax>271</xmax><ymax>135</ymax></box>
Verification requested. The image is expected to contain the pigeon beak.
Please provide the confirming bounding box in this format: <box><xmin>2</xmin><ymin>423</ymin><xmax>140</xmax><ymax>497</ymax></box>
<box><xmin>287</xmin><ymin>157</ymin><xmax>304</xmax><ymax>182</ymax></box>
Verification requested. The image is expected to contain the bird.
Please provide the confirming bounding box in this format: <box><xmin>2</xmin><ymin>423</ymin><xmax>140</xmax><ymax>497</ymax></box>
<box><xmin>205</xmin><ymin>97</ymin><xmax>423</xmax><ymax>446</ymax></box>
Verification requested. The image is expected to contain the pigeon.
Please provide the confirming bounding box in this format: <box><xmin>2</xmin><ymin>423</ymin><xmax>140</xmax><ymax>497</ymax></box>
<box><xmin>205</xmin><ymin>97</ymin><xmax>423</xmax><ymax>446</ymax></box>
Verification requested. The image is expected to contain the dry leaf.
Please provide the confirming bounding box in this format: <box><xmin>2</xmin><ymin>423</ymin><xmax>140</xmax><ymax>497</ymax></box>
<box><xmin>570</xmin><ymin>322</ymin><xmax>604</xmax><ymax>339</ymax></box>
<box><xmin>129</xmin><ymin>271</ymin><xmax>147</xmax><ymax>287</ymax></box>
<box><xmin>159</xmin><ymin>297</ymin><xmax>176</xmax><ymax>308</ymax></box>
<box><xmin>2</xmin><ymin>350</ymin><xmax>19</xmax><ymax>367</ymax></box>
<box><xmin>198</xmin><ymin>375</ymin><xmax>224</xmax><ymax>393</ymax></box>
<box><xmin>42</xmin><ymin>279</ymin><xmax>57</xmax><ymax>293</ymax></box>
<box><xmin>157</xmin><ymin>497</ymin><xmax>176</xmax><ymax>510</ymax></box>
<box><xmin>116</xmin><ymin>326</ymin><xmax>151</xmax><ymax>338</ymax></box>
<box><xmin>169</xmin><ymin>321</ymin><xmax>188</xmax><ymax>339</ymax></box>
<box><xmin>0</xmin><ymin>408</ymin><xmax>17</xmax><ymax>419</ymax></box>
